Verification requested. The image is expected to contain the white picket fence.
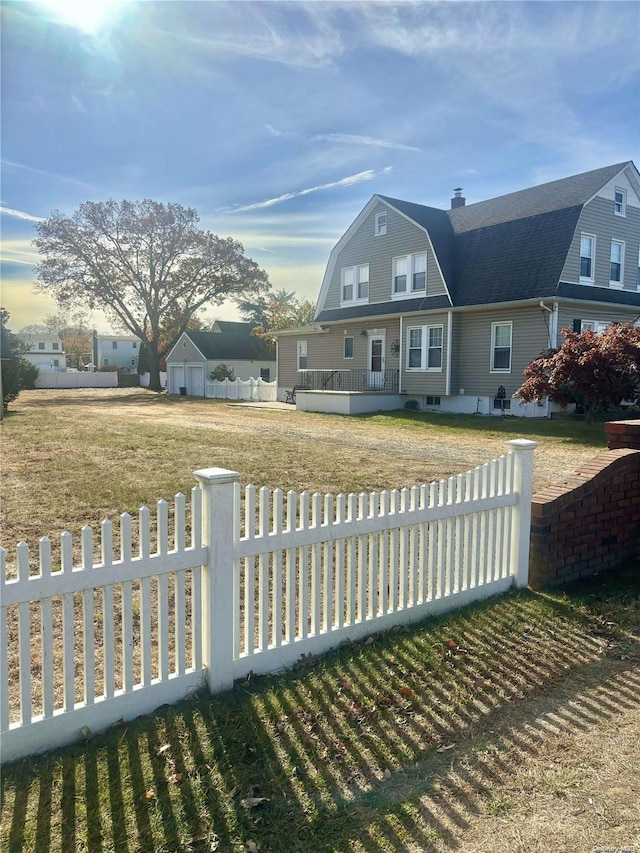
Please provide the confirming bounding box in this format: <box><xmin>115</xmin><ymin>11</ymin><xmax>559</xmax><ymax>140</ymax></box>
<box><xmin>205</xmin><ymin>377</ymin><xmax>278</xmax><ymax>402</ymax></box>
<box><xmin>0</xmin><ymin>440</ymin><xmax>536</xmax><ymax>763</ymax></box>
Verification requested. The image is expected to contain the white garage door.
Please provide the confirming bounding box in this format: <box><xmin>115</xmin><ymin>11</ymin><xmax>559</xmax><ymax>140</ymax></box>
<box><xmin>168</xmin><ymin>365</ymin><xmax>185</xmax><ymax>395</ymax></box>
<box><xmin>187</xmin><ymin>365</ymin><xmax>204</xmax><ymax>397</ymax></box>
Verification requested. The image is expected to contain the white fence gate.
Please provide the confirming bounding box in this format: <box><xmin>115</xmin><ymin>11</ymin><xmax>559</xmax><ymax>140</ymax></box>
<box><xmin>205</xmin><ymin>377</ymin><xmax>278</xmax><ymax>402</ymax></box>
<box><xmin>0</xmin><ymin>440</ymin><xmax>536</xmax><ymax>763</ymax></box>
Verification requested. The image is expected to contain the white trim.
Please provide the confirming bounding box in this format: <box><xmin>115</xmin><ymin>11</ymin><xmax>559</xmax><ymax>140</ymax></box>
<box><xmin>340</xmin><ymin>263</ymin><xmax>370</xmax><ymax>306</ymax></box>
<box><xmin>297</xmin><ymin>340</ymin><xmax>308</xmax><ymax>371</ymax></box>
<box><xmin>446</xmin><ymin>311</ymin><xmax>452</xmax><ymax>396</ymax></box>
<box><xmin>343</xmin><ymin>335</ymin><xmax>354</xmax><ymax>359</ymax></box>
<box><xmin>375</xmin><ymin>211</ymin><xmax>387</xmax><ymax>236</ymax></box>
<box><xmin>405</xmin><ymin>324</ymin><xmax>443</xmax><ymax>372</ymax></box>
<box><xmin>166</xmin><ymin>331</ymin><xmax>207</xmax><ymax>363</ymax></box>
<box><xmin>609</xmin><ymin>239</ymin><xmax>625</xmax><ymax>288</ymax></box>
<box><xmin>490</xmin><ymin>321</ymin><xmax>512</xmax><ymax>373</ymax></box>
<box><xmin>392</xmin><ymin>252</ymin><xmax>427</xmax><ymax>299</ymax></box>
<box><xmin>614</xmin><ymin>186</ymin><xmax>627</xmax><ymax>216</ymax></box>
<box><xmin>579</xmin><ymin>232</ymin><xmax>596</xmax><ymax>284</ymax></box>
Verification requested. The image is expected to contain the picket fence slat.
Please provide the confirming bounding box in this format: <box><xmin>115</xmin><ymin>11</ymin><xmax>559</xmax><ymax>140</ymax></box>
<box><xmin>1</xmin><ymin>441</ymin><xmax>537</xmax><ymax>765</ymax></box>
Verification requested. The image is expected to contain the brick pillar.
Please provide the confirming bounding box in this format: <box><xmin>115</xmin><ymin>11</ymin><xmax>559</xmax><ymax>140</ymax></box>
<box><xmin>606</xmin><ymin>419</ymin><xmax>640</xmax><ymax>450</ymax></box>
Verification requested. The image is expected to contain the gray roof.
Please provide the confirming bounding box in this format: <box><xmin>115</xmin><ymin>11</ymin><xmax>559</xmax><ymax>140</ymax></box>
<box><xmin>186</xmin><ymin>330</ymin><xmax>275</xmax><ymax>361</ymax></box>
<box><xmin>316</xmin><ymin>295</ymin><xmax>451</xmax><ymax>324</ymax></box>
<box><xmin>374</xmin><ymin>162</ymin><xmax>640</xmax><ymax>309</ymax></box>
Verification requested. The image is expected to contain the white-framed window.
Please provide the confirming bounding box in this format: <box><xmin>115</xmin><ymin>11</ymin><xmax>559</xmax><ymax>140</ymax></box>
<box><xmin>491</xmin><ymin>322</ymin><xmax>512</xmax><ymax>372</ymax></box>
<box><xmin>375</xmin><ymin>211</ymin><xmax>387</xmax><ymax>236</ymax></box>
<box><xmin>580</xmin><ymin>320</ymin><xmax>610</xmax><ymax>334</ymax></box>
<box><xmin>297</xmin><ymin>340</ymin><xmax>307</xmax><ymax>370</ymax></box>
<box><xmin>405</xmin><ymin>325</ymin><xmax>443</xmax><ymax>371</ymax></box>
<box><xmin>38</xmin><ymin>342</ymin><xmax>45</xmax><ymax>350</ymax></box>
<box><xmin>52</xmin><ymin>342</ymin><xmax>59</xmax><ymax>350</ymax></box>
<box><xmin>132</xmin><ymin>341</ymin><xmax>137</xmax><ymax>349</ymax></box>
<box><xmin>610</xmin><ymin>240</ymin><xmax>624</xmax><ymax>287</ymax></box>
<box><xmin>53</xmin><ymin>359</ymin><xmax>59</xmax><ymax>367</ymax></box>
<box><xmin>614</xmin><ymin>187</ymin><xmax>627</xmax><ymax>216</ymax></box>
<box><xmin>103</xmin><ymin>358</ymin><xmax>109</xmax><ymax>365</ymax></box>
<box><xmin>112</xmin><ymin>340</ymin><xmax>118</xmax><ymax>349</ymax></box>
<box><xmin>343</xmin><ymin>336</ymin><xmax>354</xmax><ymax>359</ymax></box>
<box><xmin>580</xmin><ymin>234</ymin><xmax>595</xmax><ymax>282</ymax></box>
<box><xmin>425</xmin><ymin>395</ymin><xmax>441</xmax><ymax>406</ymax></box>
<box><xmin>393</xmin><ymin>253</ymin><xmax>427</xmax><ymax>297</ymax></box>
<box><xmin>341</xmin><ymin>264</ymin><xmax>369</xmax><ymax>303</ymax></box>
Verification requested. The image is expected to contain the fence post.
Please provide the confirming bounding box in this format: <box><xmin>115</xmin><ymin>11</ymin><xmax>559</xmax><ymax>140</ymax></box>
<box><xmin>505</xmin><ymin>439</ymin><xmax>538</xmax><ymax>587</ymax></box>
<box><xmin>193</xmin><ymin>466</ymin><xmax>241</xmax><ymax>694</ymax></box>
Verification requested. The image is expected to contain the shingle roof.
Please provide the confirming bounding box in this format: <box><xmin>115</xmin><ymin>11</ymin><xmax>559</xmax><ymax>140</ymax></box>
<box><xmin>448</xmin><ymin>163</ymin><xmax>629</xmax><ymax>233</ymax></box>
<box><xmin>315</xmin><ymin>295</ymin><xmax>451</xmax><ymax>324</ymax></box>
<box><xmin>186</xmin><ymin>331</ymin><xmax>275</xmax><ymax>361</ymax></box>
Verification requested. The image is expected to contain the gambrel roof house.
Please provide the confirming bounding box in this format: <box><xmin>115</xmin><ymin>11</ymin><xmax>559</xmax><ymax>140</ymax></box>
<box><xmin>276</xmin><ymin>161</ymin><xmax>640</xmax><ymax>417</ymax></box>
<box><xmin>166</xmin><ymin>322</ymin><xmax>276</xmax><ymax>396</ymax></box>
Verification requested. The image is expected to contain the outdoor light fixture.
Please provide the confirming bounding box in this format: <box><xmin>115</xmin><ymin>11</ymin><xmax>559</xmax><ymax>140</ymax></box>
<box><xmin>360</xmin><ymin>329</ymin><xmax>368</xmax><ymax>337</ymax></box>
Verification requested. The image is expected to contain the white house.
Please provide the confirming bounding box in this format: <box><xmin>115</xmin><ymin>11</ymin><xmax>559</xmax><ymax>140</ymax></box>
<box><xmin>17</xmin><ymin>333</ymin><xmax>66</xmax><ymax>372</ymax></box>
<box><xmin>93</xmin><ymin>334</ymin><xmax>140</xmax><ymax>373</ymax></box>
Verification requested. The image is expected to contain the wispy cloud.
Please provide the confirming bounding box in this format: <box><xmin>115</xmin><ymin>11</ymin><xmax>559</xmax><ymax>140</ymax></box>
<box><xmin>265</xmin><ymin>124</ymin><xmax>286</xmax><ymax>137</ymax></box>
<box><xmin>0</xmin><ymin>205</ymin><xmax>44</xmax><ymax>223</ymax></box>
<box><xmin>1</xmin><ymin>158</ymin><xmax>111</xmax><ymax>195</ymax></box>
<box><xmin>224</xmin><ymin>167</ymin><xmax>392</xmax><ymax>213</ymax></box>
<box><xmin>312</xmin><ymin>133</ymin><xmax>421</xmax><ymax>152</ymax></box>
<box><xmin>0</xmin><ymin>239</ymin><xmax>41</xmax><ymax>265</ymax></box>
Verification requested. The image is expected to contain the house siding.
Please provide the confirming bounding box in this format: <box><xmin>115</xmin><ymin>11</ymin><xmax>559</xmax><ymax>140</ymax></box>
<box><xmin>556</xmin><ymin>304</ymin><xmax>640</xmax><ymax>344</ymax></box>
<box><xmin>324</xmin><ymin>201</ymin><xmax>448</xmax><ymax>311</ymax></box>
<box><xmin>168</xmin><ymin>335</ymin><xmax>206</xmax><ymax>364</ymax></box>
<box><xmin>560</xmin><ymin>195</ymin><xmax>640</xmax><ymax>293</ymax></box>
<box><xmin>452</xmin><ymin>306</ymin><xmax>550</xmax><ymax>398</ymax></box>
<box><xmin>400</xmin><ymin>312</ymin><xmax>449</xmax><ymax>396</ymax></box>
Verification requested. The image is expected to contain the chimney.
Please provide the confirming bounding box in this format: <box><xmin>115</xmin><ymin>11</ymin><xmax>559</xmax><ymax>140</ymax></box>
<box><xmin>451</xmin><ymin>187</ymin><xmax>465</xmax><ymax>209</ymax></box>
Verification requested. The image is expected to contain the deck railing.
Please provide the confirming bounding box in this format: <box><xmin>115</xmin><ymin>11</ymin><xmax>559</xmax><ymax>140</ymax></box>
<box><xmin>298</xmin><ymin>369</ymin><xmax>399</xmax><ymax>392</ymax></box>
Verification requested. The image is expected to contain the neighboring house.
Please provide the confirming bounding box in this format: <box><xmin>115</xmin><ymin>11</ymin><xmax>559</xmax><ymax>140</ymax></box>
<box><xmin>93</xmin><ymin>334</ymin><xmax>140</xmax><ymax>373</ymax></box>
<box><xmin>17</xmin><ymin>333</ymin><xmax>65</xmax><ymax>372</ymax></box>
<box><xmin>277</xmin><ymin>161</ymin><xmax>640</xmax><ymax>417</ymax></box>
<box><xmin>165</xmin><ymin>322</ymin><xmax>276</xmax><ymax>396</ymax></box>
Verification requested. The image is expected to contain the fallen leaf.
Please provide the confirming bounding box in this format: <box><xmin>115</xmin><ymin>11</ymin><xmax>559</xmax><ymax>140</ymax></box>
<box><xmin>241</xmin><ymin>797</ymin><xmax>270</xmax><ymax>810</ymax></box>
<box><xmin>445</xmin><ymin>639</ymin><xmax>457</xmax><ymax>648</ymax></box>
<box><xmin>245</xmin><ymin>842</ymin><xmax>260</xmax><ymax>853</ymax></box>
<box><xmin>144</xmin><ymin>790</ymin><xmax>156</xmax><ymax>800</ymax></box>
<box><xmin>340</xmin><ymin>678</ymin><xmax>350</xmax><ymax>690</ymax></box>
<box><xmin>226</xmin><ymin>785</ymin><xmax>240</xmax><ymax>800</ymax></box>
<box><xmin>171</xmin><ymin>773</ymin><xmax>183</xmax><ymax>783</ymax></box>
<box><xmin>437</xmin><ymin>743</ymin><xmax>456</xmax><ymax>752</ymax></box>
<box><xmin>384</xmin><ymin>768</ymin><xmax>392</xmax><ymax>780</ymax></box>
<box><xmin>156</xmin><ymin>744</ymin><xmax>171</xmax><ymax>756</ymax></box>
<box><xmin>399</xmin><ymin>687</ymin><xmax>414</xmax><ymax>697</ymax></box>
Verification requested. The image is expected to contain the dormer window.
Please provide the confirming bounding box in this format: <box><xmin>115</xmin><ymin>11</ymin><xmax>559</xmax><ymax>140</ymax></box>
<box><xmin>614</xmin><ymin>188</ymin><xmax>627</xmax><ymax>216</ymax></box>
<box><xmin>375</xmin><ymin>212</ymin><xmax>387</xmax><ymax>236</ymax></box>
<box><xmin>341</xmin><ymin>264</ymin><xmax>369</xmax><ymax>304</ymax></box>
<box><xmin>579</xmin><ymin>234</ymin><xmax>595</xmax><ymax>282</ymax></box>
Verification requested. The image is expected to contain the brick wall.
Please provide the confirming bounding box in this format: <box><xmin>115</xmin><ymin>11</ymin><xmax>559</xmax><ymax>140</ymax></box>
<box><xmin>528</xmin><ymin>420</ymin><xmax>640</xmax><ymax>588</ymax></box>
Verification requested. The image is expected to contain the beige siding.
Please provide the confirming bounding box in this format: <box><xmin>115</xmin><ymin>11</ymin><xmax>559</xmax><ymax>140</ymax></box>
<box><xmin>452</xmin><ymin>307</ymin><xmax>550</xmax><ymax>398</ymax></box>
<box><xmin>556</xmin><ymin>304</ymin><xmax>640</xmax><ymax>345</ymax></box>
<box><xmin>324</xmin><ymin>201</ymin><xmax>448</xmax><ymax>310</ymax></box>
<box><xmin>560</xmin><ymin>195</ymin><xmax>640</xmax><ymax>292</ymax></box>
<box><xmin>400</xmin><ymin>312</ymin><xmax>449</xmax><ymax>396</ymax></box>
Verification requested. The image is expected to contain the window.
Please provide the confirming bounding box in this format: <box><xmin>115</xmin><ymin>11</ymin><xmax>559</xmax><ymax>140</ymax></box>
<box><xmin>343</xmin><ymin>336</ymin><xmax>354</xmax><ymax>359</ymax></box>
<box><xmin>297</xmin><ymin>340</ymin><xmax>307</xmax><ymax>370</ymax></box>
<box><xmin>375</xmin><ymin>212</ymin><xmax>387</xmax><ymax>236</ymax></box>
<box><xmin>52</xmin><ymin>342</ymin><xmax>59</xmax><ymax>350</ymax></box>
<box><xmin>38</xmin><ymin>342</ymin><xmax>45</xmax><ymax>350</ymax></box>
<box><xmin>491</xmin><ymin>322</ymin><xmax>512</xmax><ymax>372</ymax></box>
<box><xmin>580</xmin><ymin>320</ymin><xmax>610</xmax><ymax>334</ymax></box>
<box><xmin>393</xmin><ymin>256</ymin><xmax>407</xmax><ymax>294</ymax></box>
<box><xmin>614</xmin><ymin>187</ymin><xmax>627</xmax><ymax>216</ymax></box>
<box><xmin>112</xmin><ymin>341</ymin><xmax>118</xmax><ymax>349</ymax></box>
<box><xmin>393</xmin><ymin>253</ymin><xmax>427</xmax><ymax>296</ymax></box>
<box><xmin>103</xmin><ymin>358</ymin><xmax>109</xmax><ymax>365</ymax></box>
<box><xmin>610</xmin><ymin>240</ymin><xmax>624</xmax><ymax>287</ymax></box>
<box><xmin>260</xmin><ymin>368</ymin><xmax>271</xmax><ymax>382</ymax></box>
<box><xmin>580</xmin><ymin>234</ymin><xmax>595</xmax><ymax>281</ymax></box>
<box><xmin>341</xmin><ymin>264</ymin><xmax>368</xmax><ymax>303</ymax></box>
<box><xmin>132</xmin><ymin>342</ymin><xmax>137</xmax><ymax>349</ymax></box>
<box><xmin>493</xmin><ymin>397</ymin><xmax>511</xmax><ymax>411</ymax></box>
<box><xmin>406</xmin><ymin>325</ymin><xmax>443</xmax><ymax>370</ymax></box>
<box><xmin>53</xmin><ymin>359</ymin><xmax>59</xmax><ymax>367</ymax></box>
<box><xmin>425</xmin><ymin>395</ymin><xmax>441</xmax><ymax>406</ymax></box>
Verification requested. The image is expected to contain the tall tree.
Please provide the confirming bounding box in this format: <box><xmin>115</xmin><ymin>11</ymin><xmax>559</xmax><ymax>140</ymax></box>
<box><xmin>250</xmin><ymin>290</ymin><xmax>316</xmax><ymax>347</ymax></box>
<box><xmin>515</xmin><ymin>322</ymin><xmax>640</xmax><ymax>427</ymax></box>
<box><xmin>34</xmin><ymin>199</ymin><xmax>270</xmax><ymax>390</ymax></box>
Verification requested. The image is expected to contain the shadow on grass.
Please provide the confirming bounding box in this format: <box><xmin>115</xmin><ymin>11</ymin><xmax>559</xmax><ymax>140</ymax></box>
<box><xmin>2</xmin><ymin>564</ymin><xmax>639</xmax><ymax>853</ymax></box>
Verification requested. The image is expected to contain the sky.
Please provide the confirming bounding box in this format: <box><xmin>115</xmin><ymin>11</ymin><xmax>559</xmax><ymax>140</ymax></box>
<box><xmin>1</xmin><ymin>0</ymin><xmax>639</xmax><ymax>333</ymax></box>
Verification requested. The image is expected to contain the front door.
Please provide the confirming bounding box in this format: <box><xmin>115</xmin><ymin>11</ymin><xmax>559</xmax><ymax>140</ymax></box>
<box><xmin>368</xmin><ymin>334</ymin><xmax>385</xmax><ymax>389</ymax></box>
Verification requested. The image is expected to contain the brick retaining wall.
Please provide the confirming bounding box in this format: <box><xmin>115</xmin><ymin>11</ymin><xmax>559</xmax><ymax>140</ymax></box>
<box><xmin>528</xmin><ymin>420</ymin><xmax>640</xmax><ymax>588</ymax></box>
